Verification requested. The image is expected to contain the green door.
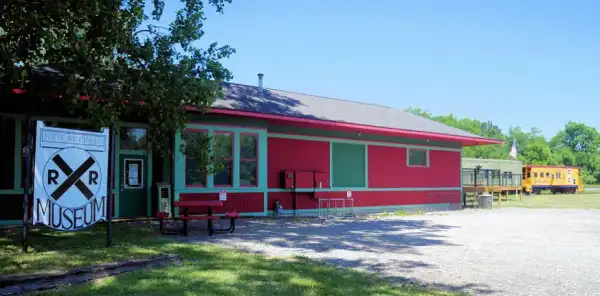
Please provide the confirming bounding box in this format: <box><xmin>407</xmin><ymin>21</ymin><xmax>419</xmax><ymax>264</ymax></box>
<box><xmin>118</xmin><ymin>154</ymin><xmax>148</xmax><ymax>217</ymax></box>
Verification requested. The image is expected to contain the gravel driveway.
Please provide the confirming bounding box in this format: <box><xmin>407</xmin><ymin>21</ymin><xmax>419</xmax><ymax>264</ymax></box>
<box><xmin>186</xmin><ymin>208</ymin><xmax>600</xmax><ymax>296</ymax></box>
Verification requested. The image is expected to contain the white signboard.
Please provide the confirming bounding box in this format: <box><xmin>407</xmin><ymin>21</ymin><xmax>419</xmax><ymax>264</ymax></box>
<box><xmin>33</xmin><ymin>121</ymin><xmax>109</xmax><ymax>231</ymax></box>
<box><xmin>346</xmin><ymin>189</ymin><xmax>352</xmax><ymax>198</ymax></box>
<box><xmin>219</xmin><ymin>190</ymin><xmax>227</xmax><ymax>201</ymax></box>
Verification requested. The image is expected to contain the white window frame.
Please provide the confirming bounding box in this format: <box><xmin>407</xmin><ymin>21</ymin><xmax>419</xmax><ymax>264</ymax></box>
<box><xmin>407</xmin><ymin>148</ymin><xmax>429</xmax><ymax>168</ymax></box>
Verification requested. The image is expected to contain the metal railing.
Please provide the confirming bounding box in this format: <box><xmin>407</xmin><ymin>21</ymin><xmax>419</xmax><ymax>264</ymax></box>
<box><xmin>462</xmin><ymin>169</ymin><xmax>522</xmax><ymax>187</ymax></box>
<box><xmin>317</xmin><ymin>198</ymin><xmax>354</xmax><ymax>219</ymax></box>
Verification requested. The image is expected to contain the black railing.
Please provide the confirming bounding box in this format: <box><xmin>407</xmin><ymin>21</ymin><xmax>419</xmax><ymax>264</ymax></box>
<box><xmin>462</xmin><ymin>168</ymin><xmax>522</xmax><ymax>187</ymax></box>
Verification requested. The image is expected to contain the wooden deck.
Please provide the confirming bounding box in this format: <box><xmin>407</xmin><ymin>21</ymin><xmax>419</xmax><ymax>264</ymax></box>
<box><xmin>463</xmin><ymin>185</ymin><xmax>523</xmax><ymax>206</ymax></box>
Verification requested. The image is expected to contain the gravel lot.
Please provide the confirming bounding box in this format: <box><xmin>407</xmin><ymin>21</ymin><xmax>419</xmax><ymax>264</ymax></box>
<box><xmin>186</xmin><ymin>208</ymin><xmax>600</xmax><ymax>296</ymax></box>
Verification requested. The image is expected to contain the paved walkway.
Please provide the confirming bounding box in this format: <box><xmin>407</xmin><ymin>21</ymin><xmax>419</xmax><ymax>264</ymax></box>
<box><xmin>184</xmin><ymin>208</ymin><xmax>600</xmax><ymax>296</ymax></box>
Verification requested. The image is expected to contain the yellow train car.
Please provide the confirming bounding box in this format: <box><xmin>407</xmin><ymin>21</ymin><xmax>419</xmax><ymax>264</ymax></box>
<box><xmin>522</xmin><ymin>165</ymin><xmax>584</xmax><ymax>194</ymax></box>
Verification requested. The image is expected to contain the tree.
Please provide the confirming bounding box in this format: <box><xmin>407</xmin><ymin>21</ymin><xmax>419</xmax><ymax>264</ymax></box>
<box><xmin>1</xmin><ymin>0</ymin><xmax>235</xmax><ymax>167</ymax></box>
<box><xmin>405</xmin><ymin>107</ymin><xmax>600</xmax><ymax>184</ymax></box>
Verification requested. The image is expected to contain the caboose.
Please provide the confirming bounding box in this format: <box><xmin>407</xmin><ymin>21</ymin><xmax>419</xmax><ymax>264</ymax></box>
<box><xmin>522</xmin><ymin>165</ymin><xmax>584</xmax><ymax>194</ymax></box>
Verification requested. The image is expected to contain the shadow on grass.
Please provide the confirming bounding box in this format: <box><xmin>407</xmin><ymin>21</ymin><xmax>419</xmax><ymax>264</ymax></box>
<box><xmin>37</xmin><ymin>241</ymin><xmax>468</xmax><ymax>296</ymax></box>
<box><xmin>0</xmin><ymin>223</ymin><xmax>163</xmax><ymax>275</ymax></box>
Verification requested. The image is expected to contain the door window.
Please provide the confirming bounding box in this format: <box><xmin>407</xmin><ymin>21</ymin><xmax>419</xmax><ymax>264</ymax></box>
<box><xmin>124</xmin><ymin>159</ymin><xmax>144</xmax><ymax>189</ymax></box>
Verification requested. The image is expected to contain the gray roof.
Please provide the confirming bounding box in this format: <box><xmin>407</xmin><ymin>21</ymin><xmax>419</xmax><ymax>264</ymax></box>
<box><xmin>214</xmin><ymin>82</ymin><xmax>490</xmax><ymax>140</ymax></box>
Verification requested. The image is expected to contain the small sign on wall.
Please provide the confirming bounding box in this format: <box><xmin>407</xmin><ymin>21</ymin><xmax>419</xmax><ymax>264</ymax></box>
<box><xmin>346</xmin><ymin>189</ymin><xmax>352</xmax><ymax>198</ymax></box>
<box><xmin>219</xmin><ymin>190</ymin><xmax>227</xmax><ymax>201</ymax></box>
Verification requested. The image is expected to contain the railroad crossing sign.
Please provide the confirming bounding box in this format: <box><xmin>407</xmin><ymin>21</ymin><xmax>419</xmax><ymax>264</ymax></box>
<box><xmin>33</xmin><ymin>121</ymin><xmax>109</xmax><ymax>231</ymax></box>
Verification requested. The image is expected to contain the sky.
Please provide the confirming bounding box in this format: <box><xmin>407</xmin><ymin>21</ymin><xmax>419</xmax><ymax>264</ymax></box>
<box><xmin>158</xmin><ymin>0</ymin><xmax>600</xmax><ymax>139</ymax></box>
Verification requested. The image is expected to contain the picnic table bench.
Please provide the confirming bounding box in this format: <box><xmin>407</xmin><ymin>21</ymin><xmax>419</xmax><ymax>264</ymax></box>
<box><xmin>157</xmin><ymin>200</ymin><xmax>239</xmax><ymax>236</ymax></box>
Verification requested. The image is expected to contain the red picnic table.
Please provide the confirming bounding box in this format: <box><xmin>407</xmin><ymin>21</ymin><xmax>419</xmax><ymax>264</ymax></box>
<box><xmin>170</xmin><ymin>200</ymin><xmax>239</xmax><ymax>236</ymax></box>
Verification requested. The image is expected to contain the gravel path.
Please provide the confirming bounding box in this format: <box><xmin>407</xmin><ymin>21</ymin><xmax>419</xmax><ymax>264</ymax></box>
<box><xmin>186</xmin><ymin>208</ymin><xmax>600</xmax><ymax>296</ymax></box>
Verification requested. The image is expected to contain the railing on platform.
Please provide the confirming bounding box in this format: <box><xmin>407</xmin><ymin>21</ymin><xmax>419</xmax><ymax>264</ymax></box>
<box><xmin>462</xmin><ymin>169</ymin><xmax>522</xmax><ymax>188</ymax></box>
<box><xmin>317</xmin><ymin>198</ymin><xmax>354</xmax><ymax>219</ymax></box>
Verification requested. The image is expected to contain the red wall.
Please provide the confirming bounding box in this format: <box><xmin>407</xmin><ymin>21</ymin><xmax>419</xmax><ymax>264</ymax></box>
<box><xmin>368</xmin><ymin>146</ymin><xmax>460</xmax><ymax>188</ymax></box>
<box><xmin>267</xmin><ymin>137</ymin><xmax>330</xmax><ymax>188</ymax></box>
<box><xmin>268</xmin><ymin>190</ymin><xmax>460</xmax><ymax>211</ymax></box>
<box><xmin>178</xmin><ymin>192</ymin><xmax>264</xmax><ymax>214</ymax></box>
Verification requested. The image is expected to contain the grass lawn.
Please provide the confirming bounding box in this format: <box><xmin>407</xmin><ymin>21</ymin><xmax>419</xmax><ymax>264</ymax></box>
<box><xmin>1</xmin><ymin>223</ymin><xmax>463</xmax><ymax>296</ymax></box>
<box><xmin>498</xmin><ymin>192</ymin><xmax>600</xmax><ymax>209</ymax></box>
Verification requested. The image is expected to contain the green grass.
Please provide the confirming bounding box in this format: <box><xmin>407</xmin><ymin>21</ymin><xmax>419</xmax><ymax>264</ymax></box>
<box><xmin>1</xmin><ymin>223</ymin><xmax>463</xmax><ymax>296</ymax></box>
<box><xmin>498</xmin><ymin>192</ymin><xmax>600</xmax><ymax>209</ymax></box>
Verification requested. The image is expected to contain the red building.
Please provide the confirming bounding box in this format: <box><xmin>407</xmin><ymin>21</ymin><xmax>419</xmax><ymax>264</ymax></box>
<box><xmin>0</xmin><ymin>74</ymin><xmax>502</xmax><ymax>225</ymax></box>
<box><xmin>171</xmin><ymin>75</ymin><xmax>502</xmax><ymax>217</ymax></box>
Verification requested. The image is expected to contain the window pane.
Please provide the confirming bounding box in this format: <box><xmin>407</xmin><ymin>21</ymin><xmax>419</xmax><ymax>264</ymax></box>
<box><xmin>214</xmin><ymin>160</ymin><xmax>233</xmax><ymax>186</ymax></box>
<box><xmin>408</xmin><ymin>149</ymin><xmax>427</xmax><ymax>166</ymax></box>
<box><xmin>240</xmin><ymin>134</ymin><xmax>257</xmax><ymax>159</ymax></box>
<box><xmin>213</xmin><ymin>132</ymin><xmax>233</xmax><ymax>159</ymax></box>
<box><xmin>240</xmin><ymin>161</ymin><xmax>257</xmax><ymax>186</ymax></box>
<box><xmin>184</xmin><ymin>131</ymin><xmax>208</xmax><ymax>186</ymax></box>
<box><xmin>185</xmin><ymin>158</ymin><xmax>206</xmax><ymax>186</ymax></box>
<box><xmin>120</xmin><ymin>127</ymin><xmax>147</xmax><ymax>149</ymax></box>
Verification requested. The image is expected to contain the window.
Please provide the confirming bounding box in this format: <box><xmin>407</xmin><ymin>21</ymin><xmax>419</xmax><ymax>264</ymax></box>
<box><xmin>184</xmin><ymin>130</ymin><xmax>208</xmax><ymax>187</ymax></box>
<box><xmin>120</xmin><ymin>127</ymin><xmax>147</xmax><ymax>150</ymax></box>
<box><xmin>407</xmin><ymin>148</ymin><xmax>428</xmax><ymax>167</ymax></box>
<box><xmin>213</xmin><ymin>131</ymin><xmax>233</xmax><ymax>186</ymax></box>
<box><xmin>534</xmin><ymin>172</ymin><xmax>538</xmax><ymax>178</ymax></box>
<box><xmin>239</xmin><ymin>134</ymin><xmax>258</xmax><ymax>186</ymax></box>
<box><xmin>546</xmin><ymin>172</ymin><xmax>550</xmax><ymax>178</ymax></box>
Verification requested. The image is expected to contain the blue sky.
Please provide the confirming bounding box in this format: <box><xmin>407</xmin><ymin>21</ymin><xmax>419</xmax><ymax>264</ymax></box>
<box><xmin>160</xmin><ymin>0</ymin><xmax>599</xmax><ymax>138</ymax></box>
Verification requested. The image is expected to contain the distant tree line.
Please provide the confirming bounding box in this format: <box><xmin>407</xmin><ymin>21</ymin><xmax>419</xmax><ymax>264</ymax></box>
<box><xmin>406</xmin><ymin>108</ymin><xmax>600</xmax><ymax>184</ymax></box>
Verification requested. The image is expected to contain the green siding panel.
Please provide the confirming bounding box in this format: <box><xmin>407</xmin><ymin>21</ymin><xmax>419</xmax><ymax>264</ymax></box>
<box><xmin>332</xmin><ymin>143</ymin><xmax>366</xmax><ymax>187</ymax></box>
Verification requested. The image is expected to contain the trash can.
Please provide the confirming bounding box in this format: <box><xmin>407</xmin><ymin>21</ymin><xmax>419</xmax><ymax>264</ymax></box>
<box><xmin>477</xmin><ymin>193</ymin><xmax>493</xmax><ymax>209</ymax></box>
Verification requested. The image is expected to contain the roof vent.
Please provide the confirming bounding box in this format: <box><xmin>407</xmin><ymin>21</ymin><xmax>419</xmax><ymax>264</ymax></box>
<box><xmin>257</xmin><ymin>73</ymin><xmax>264</xmax><ymax>97</ymax></box>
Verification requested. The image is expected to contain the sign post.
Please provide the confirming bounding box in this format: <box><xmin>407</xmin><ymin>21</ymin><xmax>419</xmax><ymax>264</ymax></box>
<box><xmin>32</xmin><ymin>121</ymin><xmax>110</xmax><ymax>231</ymax></box>
<box><xmin>106</xmin><ymin>124</ymin><xmax>116</xmax><ymax>246</ymax></box>
<box><xmin>21</xmin><ymin>116</ymin><xmax>33</xmax><ymax>252</ymax></box>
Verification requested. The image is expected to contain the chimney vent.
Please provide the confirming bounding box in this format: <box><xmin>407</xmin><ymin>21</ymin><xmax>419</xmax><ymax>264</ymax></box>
<box><xmin>257</xmin><ymin>73</ymin><xmax>264</xmax><ymax>96</ymax></box>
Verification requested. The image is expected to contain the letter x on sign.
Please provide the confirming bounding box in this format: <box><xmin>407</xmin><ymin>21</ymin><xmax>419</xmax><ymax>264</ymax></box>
<box><xmin>51</xmin><ymin>155</ymin><xmax>96</xmax><ymax>200</ymax></box>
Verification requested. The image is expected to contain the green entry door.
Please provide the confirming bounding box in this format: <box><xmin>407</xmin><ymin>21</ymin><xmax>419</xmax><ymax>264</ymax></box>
<box><xmin>118</xmin><ymin>154</ymin><xmax>148</xmax><ymax>217</ymax></box>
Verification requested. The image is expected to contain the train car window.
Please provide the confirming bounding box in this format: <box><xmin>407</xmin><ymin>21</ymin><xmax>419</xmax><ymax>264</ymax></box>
<box><xmin>526</xmin><ymin>172</ymin><xmax>531</xmax><ymax>178</ymax></box>
<box><xmin>546</xmin><ymin>172</ymin><xmax>550</xmax><ymax>178</ymax></box>
<box><xmin>534</xmin><ymin>172</ymin><xmax>538</xmax><ymax>178</ymax></box>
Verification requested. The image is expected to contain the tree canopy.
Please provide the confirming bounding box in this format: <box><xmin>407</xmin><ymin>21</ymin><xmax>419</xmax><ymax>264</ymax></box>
<box><xmin>1</xmin><ymin>0</ymin><xmax>234</xmax><ymax>167</ymax></box>
<box><xmin>406</xmin><ymin>108</ymin><xmax>600</xmax><ymax>184</ymax></box>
